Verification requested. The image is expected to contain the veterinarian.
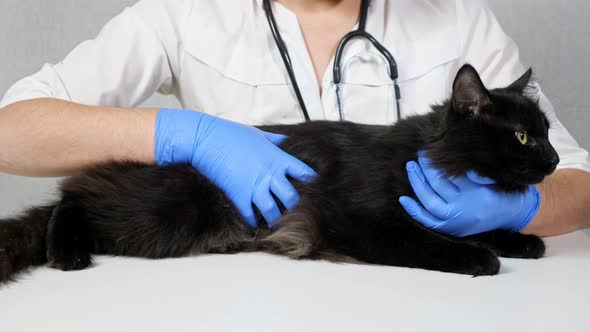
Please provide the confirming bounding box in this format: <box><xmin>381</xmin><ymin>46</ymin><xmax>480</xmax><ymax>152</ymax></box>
<box><xmin>0</xmin><ymin>0</ymin><xmax>589</xmax><ymax>237</ymax></box>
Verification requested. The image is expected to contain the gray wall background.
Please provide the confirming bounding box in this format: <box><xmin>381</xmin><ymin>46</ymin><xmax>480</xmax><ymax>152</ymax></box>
<box><xmin>0</xmin><ymin>1</ymin><xmax>588</xmax><ymax>227</ymax></box>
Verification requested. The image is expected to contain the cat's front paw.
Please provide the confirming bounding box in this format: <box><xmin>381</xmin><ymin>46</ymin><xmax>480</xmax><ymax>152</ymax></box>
<box><xmin>439</xmin><ymin>246</ymin><xmax>500</xmax><ymax>276</ymax></box>
<box><xmin>465</xmin><ymin>247</ymin><xmax>501</xmax><ymax>276</ymax></box>
<box><xmin>47</xmin><ymin>244</ymin><xmax>92</xmax><ymax>271</ymax></box>
<box><xmin>465</xmin><ymin>230</ymin><xmax>545</xmax><ymax>260</ymax></box>
<box><xmin>497</xmin><ymin>234</ymin><xmax>545</xmax><ymax>259</ymax></box>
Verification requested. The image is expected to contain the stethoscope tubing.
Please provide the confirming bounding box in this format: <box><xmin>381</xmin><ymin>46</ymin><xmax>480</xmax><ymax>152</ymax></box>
<box><xmin>262</xmin><ymin>0</ymin><xmax>311</xmax><ymax>121</ymax></box>
<box><xmin>263</xmin><ymin>0</ymin><xmax>401</xmax><ymax>121</ymax></box>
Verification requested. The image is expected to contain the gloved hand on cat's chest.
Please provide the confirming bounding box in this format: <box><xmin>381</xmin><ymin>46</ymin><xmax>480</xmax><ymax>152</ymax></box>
<box><xmin>398</xmin><ymin>64</ymin><xmax>559</xmax><ymax>238</ymax></box>
<box><xmin>399</xmin><ymin>152</ymin><xmax>541</xmax><ymax>237</ymax></box>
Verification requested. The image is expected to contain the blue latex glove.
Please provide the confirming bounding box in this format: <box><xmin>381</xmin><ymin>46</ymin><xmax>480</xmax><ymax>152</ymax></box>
<box><xmin>398</xmin><ymin>152</ymin><xmax>540</xmax><ymax>237</ymax></box>
<box><xmin>154</xmin><ymin>109</ymin><xmax>317</xmax><ymax>228</ymax></box>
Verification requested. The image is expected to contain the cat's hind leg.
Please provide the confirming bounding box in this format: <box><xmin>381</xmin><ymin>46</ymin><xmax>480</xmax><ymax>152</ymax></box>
<box><xmin>52</xmin><ymin>162</ymin><xmax>257</xmax><ymax>262</ymax></box>
<box><xmin>463</xmin><ymin>230</ymin><xmax>545</xmax><ymax>259</ymax></box>
<box><xmin>257</xmin><ymin>198</ymin><xmax>356</xmax><ymax>262</ymax></box>
<box><xmin>258</xmin><ymin>201</ymin><xmax>320</xmax><ymax>259</ymax></box>
<box><xmin>46</xmin><ymin>194</ymin><xmax>93</xmax><ymax>271</ymax></box>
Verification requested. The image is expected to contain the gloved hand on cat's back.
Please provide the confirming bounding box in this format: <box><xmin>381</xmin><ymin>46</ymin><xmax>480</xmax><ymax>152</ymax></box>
<box><xmin>399</xmin><ymin>152</ymin><xmax>541</xmax><ymax>237</ymax></box>
<box><xmin>154</xmin><ymin>109</ymin><xmax>317</xmax><ymax>228</ymax></box>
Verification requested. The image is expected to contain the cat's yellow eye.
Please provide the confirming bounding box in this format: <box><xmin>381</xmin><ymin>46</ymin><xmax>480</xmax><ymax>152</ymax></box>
<box><xmin>515</xmin><ymin>130</ymin><xmax>528</xmax><ymax>145</ymax></box>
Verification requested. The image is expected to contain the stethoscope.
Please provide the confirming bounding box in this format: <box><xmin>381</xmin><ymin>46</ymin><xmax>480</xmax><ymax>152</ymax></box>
<box><xmin>263</xmin><ymin>0</ymin><xmax>401</xmax><ymax>122</ymax></box>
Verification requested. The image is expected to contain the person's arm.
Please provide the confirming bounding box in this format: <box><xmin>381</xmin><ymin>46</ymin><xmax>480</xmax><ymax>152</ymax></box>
<box><xmin>522</xmin><ymin>86</ymin><xmax>590</xmax><ymax>236</ymax></box>
<box><xmin>525</xmin><ymin>169</ymin><xmax>590</xmax><ymax>236</ymax></box>
<box><xmin>1</xmin><ymin>0</ymin><xmax>316</xmax><ymax>227</ymax></box>
<box><xmin>0</xmin><ymin>98</ymin><xmax>158</xmax><ymax>176</ymax></box>
<box><xmin>0</xmin><ymin>0</ymin><xmax>185</xmax><ymax>175</ymax></box>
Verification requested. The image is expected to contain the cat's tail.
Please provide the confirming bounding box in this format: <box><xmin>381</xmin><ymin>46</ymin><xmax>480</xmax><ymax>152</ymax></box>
<box><xmin>0</xmin><ymin>204</ymin><xmax>55</xmax><ymax>284</ymax></box>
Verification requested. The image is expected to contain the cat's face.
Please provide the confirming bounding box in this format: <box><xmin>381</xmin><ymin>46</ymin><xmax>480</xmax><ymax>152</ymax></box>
<box><xmin>440</xmin><ymin>65</ymin><xmax>559</xmax><ymax>191</ymax></box>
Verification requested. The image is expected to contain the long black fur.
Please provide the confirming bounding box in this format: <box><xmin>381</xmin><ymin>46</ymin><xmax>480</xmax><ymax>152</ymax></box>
<box><xmin>0</xmin><ymin>65</ymin><xmax>559</xmax><ymax>283</ymax></box>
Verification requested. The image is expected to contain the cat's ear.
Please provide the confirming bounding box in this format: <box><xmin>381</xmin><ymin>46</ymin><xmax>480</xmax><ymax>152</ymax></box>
<box><xmin>451</xmin><ymin>64</ymin><xmax>491</xmax><ymax>117</ymax></box>
<box><xmin>507</xmin><ymin>68</ymin><xmax>533</xmax><ymax>93</ymax></box>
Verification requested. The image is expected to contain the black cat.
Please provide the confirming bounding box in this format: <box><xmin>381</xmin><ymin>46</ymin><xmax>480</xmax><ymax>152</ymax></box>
<box><xmin>0</xmin><ymin>64</ymin><xmax>559</xmax><ymax>283</ymax></box>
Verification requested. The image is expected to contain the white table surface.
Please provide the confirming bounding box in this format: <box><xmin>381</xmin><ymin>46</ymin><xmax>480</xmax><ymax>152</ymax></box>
<box><xmin>0</xmin><ymin>230</ymin><xmax>589</xmax><ymax>332</ymax></box>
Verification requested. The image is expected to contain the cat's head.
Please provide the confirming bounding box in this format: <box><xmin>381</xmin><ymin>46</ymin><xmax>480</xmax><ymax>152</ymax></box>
<box><xmin>428</xmin><ymin>64</ymin><xmax>559</xmax><ymax>192</ymax></box>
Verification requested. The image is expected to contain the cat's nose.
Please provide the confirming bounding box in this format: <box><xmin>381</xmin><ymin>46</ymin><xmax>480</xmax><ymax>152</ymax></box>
<box><xmin>547</xmin><ymin>155</ymin><xmax>560</xmax><ymax>172</ymax></box>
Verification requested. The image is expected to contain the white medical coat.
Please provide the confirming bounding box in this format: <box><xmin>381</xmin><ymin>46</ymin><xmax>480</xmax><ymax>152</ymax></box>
<box><xmin>1</xmin><ymin>0</ymin><xmax>589</xmax><ymax>171</ymax></box>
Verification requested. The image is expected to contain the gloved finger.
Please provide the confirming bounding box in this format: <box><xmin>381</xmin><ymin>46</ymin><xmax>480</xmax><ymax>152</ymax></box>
<box><xmin>416</xmin><ymin>150</ymin><xmax>428</xmax><ymax>158</ymax></box>
<box><xmin>286</xmin><ymin>158</ymin><xmax>318</xmax><ymax>183</ymax></box>
<box><xmin>406</xmin><ymin>161</ymin><xmax>451</xmax><ymax>219</ymax></box>
<box><xmin>236</xmin><ymin>203</ymin><xmax>258</xmax><ymax>228</ymax></box>
<box><xmin>270</xmin><ymin>175</ymin><xmax>301</xmax><ymax>210</ymax></box>
<box><xmin>398</xmin><ymin>196</ymin><xmax>445</xmax><ymax>231</ymax></box>
<box><xmin>252</xmin><ymin>185</ymin><xmax>283</xmax><ymax>227</ymax></box>
<box><xmin>465</xmin><ymin>170</ymin><xmax>496</xmax><ymax>185</ymax></box>
<box><xmin>417</xmin><ymin>154</ymin><xmax>459</xmax><ymax>199</ymax></box>
<box><xmin>262</xmin><ymin>131</ymin><xmax>288</xmax><ymax>146</ymax></box>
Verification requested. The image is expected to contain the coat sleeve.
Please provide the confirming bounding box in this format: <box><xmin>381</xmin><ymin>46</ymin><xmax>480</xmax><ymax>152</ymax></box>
<box><xmin>456</xmin><ymin>0</ymin><xmax>590</xmax><ymax>172</ymax></box>
<box><xmin>0</xmin><ymin>0</ymin><xmax>191</xmax><ymax>109</ymax></box>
